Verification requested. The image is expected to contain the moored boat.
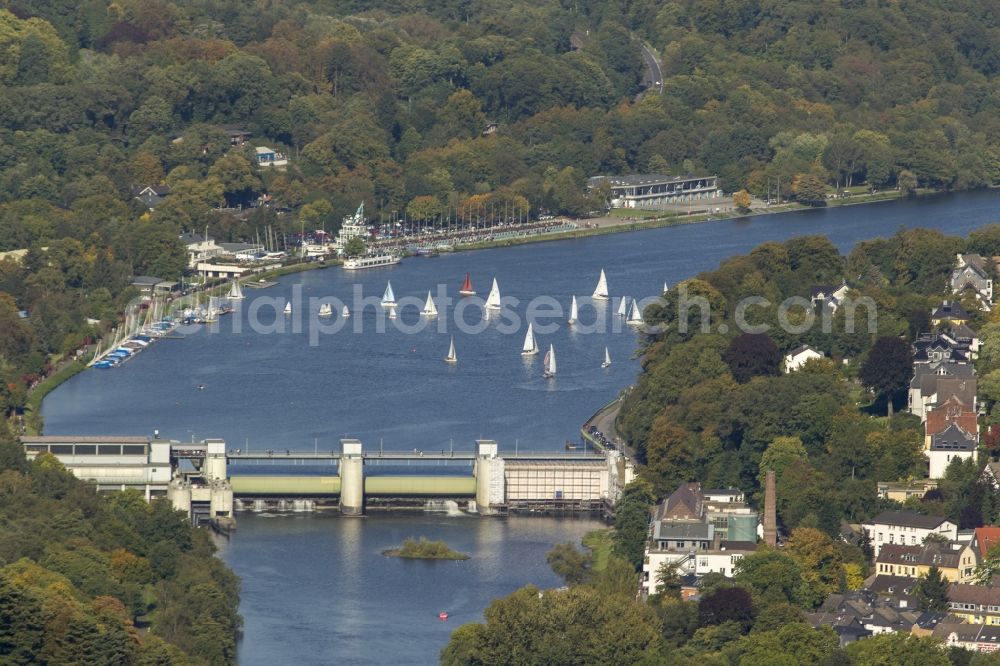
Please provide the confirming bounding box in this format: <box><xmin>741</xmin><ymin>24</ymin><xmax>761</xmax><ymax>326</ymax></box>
<box><xmin>343</xmin><ymin>253</ymin><xmax>401</xmax><ymax>270</ymax></box>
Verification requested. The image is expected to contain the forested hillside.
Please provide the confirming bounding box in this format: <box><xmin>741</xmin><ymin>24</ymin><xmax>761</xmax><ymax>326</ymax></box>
<box><xmin>0</xmin><ymin>433</ymin><xmax>241</xmax><ymax>664</ymax></box>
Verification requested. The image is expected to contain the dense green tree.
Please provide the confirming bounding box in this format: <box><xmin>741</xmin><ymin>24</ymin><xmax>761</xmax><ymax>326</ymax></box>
<box><xmin>546</xmin><ymin>543</ymin><xmax>592</xmax><ymax>586</ymax></box>
<box><xmin>859</xmin><ymin>336</ymin><xmax>913</xmax><ymax>416</ymax></box>
<box><xmin>612</xmin><ymin>480</ymin><xmax>654</xmax><ymax>570</ymax></box>
<box><xmin>723</xmin><ymin>333</ymin><xmax>782</xmax><ymax>383</ymax></box>
<box><xmin>913</xmin><ymin>565</ymin><xmax>950</xmax><ymax>612</ymax></box>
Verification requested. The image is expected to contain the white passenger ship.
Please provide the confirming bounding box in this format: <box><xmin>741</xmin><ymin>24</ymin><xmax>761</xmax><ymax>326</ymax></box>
<box><xmin>343</xmin><ymin>253</ymin><xmax>401</xmax><ymax>270</ymax></box>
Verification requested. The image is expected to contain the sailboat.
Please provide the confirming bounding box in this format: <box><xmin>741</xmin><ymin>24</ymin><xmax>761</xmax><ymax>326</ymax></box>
<box><xmin>342</xmin><ymin>305</ymin><xmax>351</xmax><ymax>318</ymax></box>
<box><xmin>283</xmin><ymin>301</ymin><xmax>292</xmax><ymax>315</ymax></box>
<box><xmin>421</xmin><ymin>291</ymin><xmax>438</xmax><ymax>317</ymax></box>
<box><xmin>521</xmin><ymin>322</ymin><xmax>538</xmax><ymax>356</ymax></box>
<box><xmin>318</xmin><ymin>303</ymin><xmax>332</xmax><ymax>317</ymax></box>
<box><xmin>485</xmin><ymin>277</ymin><xmax>501</xmax><ymax>310</ymax></box>
<box><xmin>388</xmin><ymin>305</ymin><xmax>398</xmax><ymax>320</ymax></box>
<box><xmin>568</xmin><ymin>295</ymin><xmax>578</xmax><ymax>325</ymax></box>
<box><xmin>227</xmin><ymin>280</ymin><xmax>244</xmax><ymax>300</ymax></box>
<box><xmin>204</xmin><ymin>296</ymin><xmax>219</xmax><ymax>323</ymax></box>
<box><xmin>627</xmin><ymin>299</ymin><xmax>644</xmax><ymax>326</ymax></box>
<box><xmin>617</xmin><ymin>297</ymin><xmax>628</xmax><ymax>318</ymax></box>
<box><xmin>459</xmin><ymin>272</ymin><xmax>476</xmax><ymax>296</ymax></box>
<box><xmin>381</xmin><ymin>281</ymin><xmax>396</xmax><ymax>307</ymax></box>
<box><xmin>602</xmin><ymin>346</ymin><xmax>611</xmax><ymax>368</ymax></box>
<box><xmin>663</xmin><ymin>281</ymin><xmax>669</xmax><ymax>294</ymax></box>
<box><xmin>543</xmin><ymin>344</ymin><xmax>557</xmax><ymax>378</ymax></box>
<box><xmin>592</xmin><ymin>269</ymin><xmax>609</xmax><ymax>300</ymax></box>
<box><xmin>445</xmin><ymin>336</ymin><xmax>457</xmax><ymax>363</ymax></box>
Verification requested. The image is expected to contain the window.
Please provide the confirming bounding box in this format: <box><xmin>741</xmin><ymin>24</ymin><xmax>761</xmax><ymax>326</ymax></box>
<box><xmin>50</xmin><ymin>445</ymin><xmax>72</xmax><ymax>455</ymax></box>
<box><xmin>74</xmin><ymin>445</ymin><xmax>96</xmax><ymax>455</ymax></box>
<box><xmin>122</xmin><ymin>445</ymin><xmax>147</xmax><ymax>455</ymax></box>
<box><xmin>675</xmin><ymin>541</ymin><xmax>684</xmax><ymax>549</ymax></box>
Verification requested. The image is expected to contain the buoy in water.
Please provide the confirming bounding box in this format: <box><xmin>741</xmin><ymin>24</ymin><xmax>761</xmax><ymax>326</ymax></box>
<box><xmin>438</xmin><ymin>612</ymin><xmax>448</xmax><ymax>621</ymax></box>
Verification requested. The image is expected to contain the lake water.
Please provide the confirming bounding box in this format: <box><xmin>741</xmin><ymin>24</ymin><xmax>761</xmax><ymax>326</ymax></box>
<box><xmin>41</xmin><ymin>189</ymin><xmax>1000</xmax><ymax>663</ymax></box>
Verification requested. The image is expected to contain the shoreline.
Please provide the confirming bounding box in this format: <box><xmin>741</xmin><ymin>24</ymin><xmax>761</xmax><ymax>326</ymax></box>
<box><xmin>26</xmin><ymin>187</ymin><xmax>959</xmax><ymax>435</ymax></box>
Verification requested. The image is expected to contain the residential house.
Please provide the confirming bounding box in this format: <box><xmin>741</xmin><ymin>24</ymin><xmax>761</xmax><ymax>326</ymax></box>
<box><xmin>641</xmin><ymin>482</ymin><xmax>758</xmax><ymax>595</ymax></box>
<box><xmin>481</xmin><ymin>122</ymin><xmax>499</xmax><ymax>136</ymax></box>
<box><xmin>931</xmin><ymin>300</ymin><xmax>972</xmax><ymax>326</ymax></box>
<box><xmin>951</xmin><ymin>324</ymin><xmax>981</xmax><ymax>357</ymax></box>
<box><xmin>254</xmin><ymin>146</ymin><xmax>288</xmax><ymax>168</ymax></box>
<box><xmin>968</xmin><ymin>527</ymin><xmax>1000</xmax><ymax>573</ymax></box>
<box><xmin>933</xmin><ymin>622</ymin><xmax>1000</xmax><ymax>653</ymax></box>
<box><xmin>132</xmin><ymin>185</ymin><xmax>170</xmax><ymax>211</ymax></box>
<box><xmin>908</xmin><ymin>361</ymin><xmax>976</xmax><ymax>421</ymax></box>
<box><xmin>912</xmin><ymin>332</ymin><xmax>972</xmax><ymax>365</ymax></box>
<box><xmin>784</xmin><ymin>344</ymin><xmax>824</xmax><ymax>372</ymax></box>
<box><xmin>864</xmin><ymin>511</ymin><xmax>958</xmax><ymax>557</ymax></box>
<box><xmin>925</xmin><ymin>395</ymin><xmax>979</xmax><ymax>449</ymax></box>
<box><xmin>951</xmin><ymin>253</ymin><xmax>993</xmax><ymax>309</ymax></box>
<box><xmin>873</xmin><ymin>542</ymin><xmax>974</xmax><ymax>583</ymax></box>
<box><xmin>947</xmin><ymin>583</ymin><xmax>1000</xmax><ymax>626</ymax></box>
<box><xmin>226</xmin><ymin>128</ymin><xmax>251</xmax><ymax>147</ymax></box>
<box><xmin>928</xmin><ymin>423</ymin><xmax>977</xmax><ymax>479</ymax></box>
<box><xmin>808</xmin><ymin>589</ymin><xmax>924</xmax><ymax>640</ymax></box>
<box><xmin>811</xmin><ymin>282</ymin><xmax>850</xmax><ymax>312</ymax></box>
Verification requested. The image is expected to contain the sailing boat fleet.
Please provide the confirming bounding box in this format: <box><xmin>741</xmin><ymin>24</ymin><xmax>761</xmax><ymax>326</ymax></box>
<box><xmin>431</xmin><ymin>268</ymin><xmax>655</xmax><ymax>373</ymax></box>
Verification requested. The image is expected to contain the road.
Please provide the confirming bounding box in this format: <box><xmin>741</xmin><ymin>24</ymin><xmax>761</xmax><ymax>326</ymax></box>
<box><xmin>637</xmin><ymin>42</ymin><xmax>663</xmax><ymax>98</ymax></box>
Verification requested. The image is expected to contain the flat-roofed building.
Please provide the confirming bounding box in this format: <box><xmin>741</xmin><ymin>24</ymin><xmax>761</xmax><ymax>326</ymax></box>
<box><xmin>588</xmin><ymin>174</ymin><xmax>722</xmax><ymax>209</ymax></box>
<box><xmin>20</xmin><ymin>435</ymin><xmax>170</xmax><ymax>499</ymax></box>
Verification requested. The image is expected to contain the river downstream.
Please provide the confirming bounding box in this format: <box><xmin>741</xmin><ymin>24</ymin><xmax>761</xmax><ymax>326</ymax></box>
<box><xmin>41</xmin><ymin>189</ymin><xmax>1000</xmax><ymax>663</ymax></box>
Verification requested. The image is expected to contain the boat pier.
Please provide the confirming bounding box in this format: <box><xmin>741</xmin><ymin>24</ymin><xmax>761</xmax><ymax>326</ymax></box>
<box><xmin>19</xmin><ymin>435</ymin><xmax>635</xmax><ymax>523</ymax></box>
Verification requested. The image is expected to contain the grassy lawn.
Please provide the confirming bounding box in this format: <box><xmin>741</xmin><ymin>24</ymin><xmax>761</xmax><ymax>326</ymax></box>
<box><xmin>582</xmin><ymin>529</ymin><xmax>615</xmax><ymax>572</ymax></box>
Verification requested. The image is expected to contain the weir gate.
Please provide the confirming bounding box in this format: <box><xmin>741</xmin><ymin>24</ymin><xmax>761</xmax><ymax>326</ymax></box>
<box><xmin>21</xmin><ymin>436</ymin><xmax>635</xmax><ymax>521</ymax></box>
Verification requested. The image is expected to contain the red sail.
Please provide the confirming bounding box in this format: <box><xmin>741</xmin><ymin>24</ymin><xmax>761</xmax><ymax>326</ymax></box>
<box><xmin>461</xmin><ymin>273</ymin><xmax>473</xmax><ymax>292</ymax></box>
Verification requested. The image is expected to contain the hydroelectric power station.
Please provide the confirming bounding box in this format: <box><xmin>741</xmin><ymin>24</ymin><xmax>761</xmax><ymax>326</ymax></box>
<box><xmin>20</xmin><ymin>435</ymin><xmax>634</xmax><ymax>525</ymax></box>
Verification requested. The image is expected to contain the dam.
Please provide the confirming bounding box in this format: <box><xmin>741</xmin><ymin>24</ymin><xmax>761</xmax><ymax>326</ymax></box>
<box><xmin>19</xmin><ymin>435</ymin><xmax>635</xmax><ymax>524</ymax></box>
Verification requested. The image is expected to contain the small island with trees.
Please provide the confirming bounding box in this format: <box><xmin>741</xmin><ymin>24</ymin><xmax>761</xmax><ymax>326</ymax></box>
<box><xmin>383</xmin><ymin>537</ymin><xmax>470</xmax><ymax>561</ymax></box>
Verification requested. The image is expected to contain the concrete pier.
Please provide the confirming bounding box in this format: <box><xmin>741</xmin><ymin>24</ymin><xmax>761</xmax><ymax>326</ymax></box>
<box><xmin>339</xmin><ymin>438</ymin><xmax>365</xmax><ymax>516</ymax></box>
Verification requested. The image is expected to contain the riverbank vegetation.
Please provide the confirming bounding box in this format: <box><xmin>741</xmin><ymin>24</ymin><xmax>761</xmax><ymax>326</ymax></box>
<box><xmin>0</xmin><ymin>430</ymin><xmax>241</xmax><ymax>664</ymax></box>
<box><xmin>383</xmin><ymin>537</ymin><xmax>469</xmax><ymax>560</ymax></box>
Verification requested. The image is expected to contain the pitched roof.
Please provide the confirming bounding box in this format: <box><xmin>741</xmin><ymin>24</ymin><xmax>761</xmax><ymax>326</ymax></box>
<box><xmin>930</xmin><ymin>423</ymin><xmax>977</xmax><ymax>451</ymax></box>
<box><xmin>786</xmin><ymin>344</ymin><xmax>821</xmax><ymax>358</ymax></box>
<box><xmin>655</xmin><ymin>482</ymin><xmax>703</xmax><ymax>521</ymax></box>
<box><xmin>869</xmin><ymin>510</ymin><xmax>952</xmax><ymax>530</ymax></box>
<box><xmin>951</xmin><ymin>323</ymin><xmax>978</xmax><ymax>340</ymax></box>
<box><xmin>876</xmin><ymin>542</ymin><xmax>963</xmax><ymax>569</ymax></box>
<box><xmin>974</xmin><ymin>527</ymin><xmax>1000</xmax><ymax>559</ymax></box>
<box><xmin>933</xmin><ymin>621</ymin><xmax>1000</xmax><ymax>644</ymax></box>
<box><xmin>948</xmin><ymin>583</ymin><xmax>1000</xmax><ymax>607</ymax></box>
<box><xmin>932</xmin><ymin>300</ymin><xmax>971</xmax><ymax>320</ymax></box>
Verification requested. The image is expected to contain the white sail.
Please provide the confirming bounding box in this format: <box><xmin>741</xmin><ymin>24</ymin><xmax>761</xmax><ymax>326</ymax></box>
<box><xmin>568</xmin><ymin>295</ymin><xmax>578</xmax><ymax>325</ymax></box>
<box><xmin>283</xmin><ymin>301</ymin><xmax>292</xmax><ymax>315</ymax></box>
<box><xmin>592</xmin><ymin>269</ymin><xmax>609</xmax><ymax>300</ymax></box>
<box><xmin>342</xmin><ymin>305</ymin><xmax>351</xmax><ymax>318</ymax></box>
<box><xmin>522</xmin><ymin>322</ymin><xmax>538</xmax><ymax>355</ymax></box>
<box><xmin>228</xmin><ymin>281</ymin><xmax>244</xmax><ymax>300</ymax></box>
<box><xmin>388</xmin><ymin>305</ymin><xmax>397</xmax><ymax>320</ymax></box>
<box><xmin>602</xmin><ymin>346</ymin><xmax>611</xmax><ymax>368</ymax></box>
<box><xmin>617</xmin><ymin>297</ymin><xmax>628</xmax><ymax>317</ymax></box>
<box><xmin>445</xmin><ymin>336</ymin><xmax>457</xmax><ymax>363</ymax></box>
<box><xmin>628</xmin><ymin>299</ymin><xmax>644</xmax><ymax>325</ymax></box>
<box><xmin>663</xmin><ymin>281</ymin><xmax>669</xmax><ymax>294</ymax></box>
<box><xmin>382</xmin><ymin>281</ymin><xmax>396</xmax><ymax>307</ymax></box>
<box><xmin>318</xmin><ymin>303</ymin><xmax>332</xmax><ymax>317</ymax></box>
<box><xmin>422</xmin><ymin>291</ymin><xmax>438</xmax><ymax>316</ymax></box>
<box><xmin>543</xmin><ymin>344</ymin><xmax>557</xmax><ymax>377</ymax></box>
<box><xmin>485</xmin><ymin>277</ymin><xmax>501</xmax><ymax>309</ymax></box>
